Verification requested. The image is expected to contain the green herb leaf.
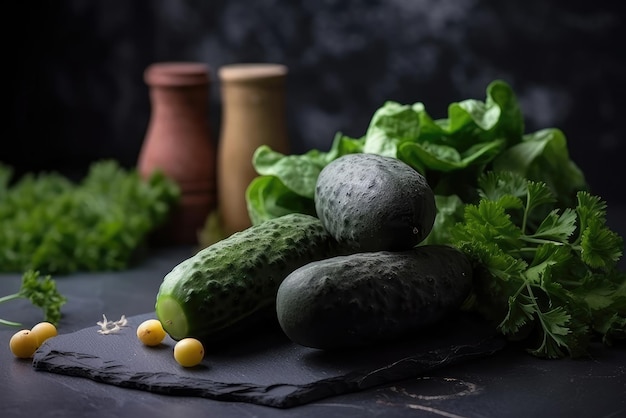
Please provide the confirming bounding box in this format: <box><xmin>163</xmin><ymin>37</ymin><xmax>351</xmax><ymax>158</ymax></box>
<box><xmin>531</xmin><ymin>208</ymin><xmax>577</xmax><ymax>242</ymax></box>
<box><xmin>0</xmin><ymin>270</ymin><xmax>66</xmax><ymax>327</ymax></box>
<box><xmin>493</xmin><ymin>128</ymin><xmax>587</xmax><ymax>207</ymax></box>
<box><xmin>452</xmin><ymin>172</ymin><xmax>625</xmax><ymax>358</ymax></box>
<box><xmin>0</xmin><ymin>160</ymin><xmax>179</xmax><ymax>274</ymax></box>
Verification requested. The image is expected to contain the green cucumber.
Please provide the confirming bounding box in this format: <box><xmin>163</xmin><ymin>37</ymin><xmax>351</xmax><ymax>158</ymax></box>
<box><xmin>155</xmin><ymin>213</ymin><xmax>351</xmax><ymax>343</ymax></box>
<box><xmin>276</xmin><ymin>245</ymin><xmax>473</xmax><ymax>350</ymax></box>
<box><xmin>314</xmin><ymin>153</ymin><xmax>436</xmax><ymax>252</ymax></box>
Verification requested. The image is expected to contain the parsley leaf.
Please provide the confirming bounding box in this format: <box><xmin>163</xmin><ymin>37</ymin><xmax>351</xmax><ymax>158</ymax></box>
<box><xmin>451</xmin><ymin>172</ymin><xmax>626</xmax><ymax>358</ymax></box>
<box><xmin>0</xmin><ymin>270</ymin><xmax>66</xmax><ymax>327</ymax></box>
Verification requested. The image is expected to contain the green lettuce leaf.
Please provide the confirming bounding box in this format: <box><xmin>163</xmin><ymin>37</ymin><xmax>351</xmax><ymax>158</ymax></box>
<box><xmin>493</xmin><ymin>128</ymin><xmax>587</xmax><ymax>207</ymax></box>
<box><xmin>246</xmin><ymin>175</ymin><xmax>316</xmax><ymax>225</ymax></box>
<box><xmin>246</xmin><ymin>80</ymin><xmax>590</xmax><ymax>246</ymax></box>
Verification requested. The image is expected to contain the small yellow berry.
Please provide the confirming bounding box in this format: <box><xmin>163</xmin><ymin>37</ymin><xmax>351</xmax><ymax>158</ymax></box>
<box><xmin>10</xmin><ymin>329</ymin><xmax>39</xmax><ymax>359</ymax></box>
<box><xmin>173</xmin><ymin>338</ymin><xmax>204</xmax><ymax>367</ymax></box>
<box><xmin>137</xmin><ymin>319</ymin><xmax>167</xmax><ymax>346</ymax></box>
<box><xmin>30</xmin><ymin>322</ymin><xmax>58</xmax><ymax>347</ymax></box>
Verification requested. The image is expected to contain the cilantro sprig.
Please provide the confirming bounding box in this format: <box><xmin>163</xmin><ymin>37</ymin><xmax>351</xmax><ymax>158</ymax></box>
<box><xmin>451</xmin><ymin>171</ymin><xmax>626</xmax><ymax>358</ymax></box>
<box><xmin>0</xmin><ymin>270</ymin><xmax>67</xmax><ymax>327</ymax></box>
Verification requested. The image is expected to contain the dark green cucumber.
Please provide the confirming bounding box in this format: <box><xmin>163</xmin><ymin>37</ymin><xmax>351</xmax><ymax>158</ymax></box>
<box><xmin>276</xmin><ymin>245</ymin><xmax>473</xmax><ymax>350</ymax></box>
<box><xmin>314</xmin><ymin>153</ymin><xmax>436</xmax><ymax>252</ymax></box>
<box><xmin>155</xmin><ymin>213</ymin><xmax>351</xmax><ymax>343</ymax></box>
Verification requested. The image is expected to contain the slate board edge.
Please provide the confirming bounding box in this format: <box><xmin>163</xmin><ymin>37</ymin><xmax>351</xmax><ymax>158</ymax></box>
<box><xmin>277</xmin><ymin>335</ymin><xmax>506</xmax><ymax>408</ymax></box>
<box><xmin>32</xmin><ymin>333</ymin><xmax>506</xmax><ymax>409</ymax></box>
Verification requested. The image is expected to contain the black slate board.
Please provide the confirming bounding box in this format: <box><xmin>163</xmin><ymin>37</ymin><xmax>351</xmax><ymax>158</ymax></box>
<box><xmin>32</xmin><ymin>312</ymin><xmax>505</xmax><ymax>408</ymax></box>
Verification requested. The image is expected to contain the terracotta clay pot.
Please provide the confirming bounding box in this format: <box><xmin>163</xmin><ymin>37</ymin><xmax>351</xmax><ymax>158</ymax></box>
<box><xmin>138</xmin><ymin>62</ymin><xmax>217</xmax><ymax>245</ymax></box>
<box><xmin>217</xmin><ymin>63</ymin><xmax>289</xmax><ymax>236</ymax></box>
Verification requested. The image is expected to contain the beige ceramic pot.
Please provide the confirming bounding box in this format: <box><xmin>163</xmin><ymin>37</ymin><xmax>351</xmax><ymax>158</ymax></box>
<box><xmin>216</xmin><ymin>63</ymin><xmax>289</xmax><ymax>237</ymax></box>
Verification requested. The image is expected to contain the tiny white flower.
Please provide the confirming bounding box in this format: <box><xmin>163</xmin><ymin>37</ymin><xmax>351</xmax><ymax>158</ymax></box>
<box><xmin>116</xmin><ymin>315</ymin><xmax>128</xmax><ymax>327</ymax></box>
<box><xmin>97</xmin><ymin>314</ymin><xmax>128</xmax><ymax>334</ymax></box>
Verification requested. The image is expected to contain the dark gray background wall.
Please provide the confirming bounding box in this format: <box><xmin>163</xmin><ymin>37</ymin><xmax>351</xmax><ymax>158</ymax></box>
<box><xmin>6</xmin><ymin>0</ymin><xmax>625</xmax><ymax>205</ymax></box>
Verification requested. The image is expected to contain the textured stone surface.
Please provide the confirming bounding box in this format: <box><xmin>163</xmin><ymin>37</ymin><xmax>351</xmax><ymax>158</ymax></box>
<box><xmin>33</xmin><ymin>312</ymin><xmax>504</xmax><ymax>408</ymax></box>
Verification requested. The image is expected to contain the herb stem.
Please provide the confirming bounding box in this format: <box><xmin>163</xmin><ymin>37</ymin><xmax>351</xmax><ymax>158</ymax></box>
<box><xmin>520</xmin><ymin>236</ymin><xmax>565</xmax><ymax>246</ymax></box>
<box><xmin>522</xmin><ymin>194</ymin><xmax>530</xmax><ymax>234</ymax></box>
<box><xmin>510</xmin><ymin>247</ymin><xmax>540</xmax><ymax>257</ymax></box>
<box><xmin>0</xmin><ymin>293</ymin><xmax>24</xmax><ymax>327</ymax></box>
<box><xmin>0</xmin><ymin>293</ymin><xmax>21</xmax><ymax>304</ymax></box>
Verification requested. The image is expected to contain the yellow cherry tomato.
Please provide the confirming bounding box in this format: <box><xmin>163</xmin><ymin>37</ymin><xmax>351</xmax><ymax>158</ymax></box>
<box><xmin>173</xmin><ymin>338</ymin><xmax>204</xmax><ymax>367</ymax></box>
<box><xmin>9</xmin><ymin>329</ymin><xmax>39</xmax><ymax>359</ymax></box>
<box><xmin>137</xmin><ymin>319</ymin><xmax>167</xmax><ymax>346</ymax></box>
<box><xmin>30</xmin><ymin>322</ymin><xmax>58</xmax><ymax>347</ymax></box>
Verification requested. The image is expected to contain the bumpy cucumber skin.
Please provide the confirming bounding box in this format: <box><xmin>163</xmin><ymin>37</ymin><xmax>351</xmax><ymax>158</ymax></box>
<box><xmin>314</xmin><ymin>153</ymin><xmax>436</xmax><ymax>252</ymax></box>
<box><xmin>155</xmin><ymin>213</ymin><xmax>351</xmax><ymax>343</ymax></box>
<box><xmin>276</xmin><ymin>245</ymin><xmax>473</xmax><ymax>350</ymax></box>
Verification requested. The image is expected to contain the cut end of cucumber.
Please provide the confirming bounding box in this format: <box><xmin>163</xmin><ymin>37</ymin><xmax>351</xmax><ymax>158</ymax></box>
<box><xmin>155</xmin><ymin>296</ymin><xmax>189</xmax><ymax>341</ymax></box>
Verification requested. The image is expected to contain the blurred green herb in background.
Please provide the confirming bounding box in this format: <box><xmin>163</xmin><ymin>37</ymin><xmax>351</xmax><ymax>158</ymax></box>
<box><xmin>0</xmin><ymin>160</ymin><xmax>179</xmax><ymax>274</ymax></box>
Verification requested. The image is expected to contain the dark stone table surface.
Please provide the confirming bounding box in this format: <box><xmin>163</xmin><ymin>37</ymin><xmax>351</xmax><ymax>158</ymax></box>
<box><xmin>2</xmin><ymin>206</ymin><xmax>626</xmax><ymax>417</ymax></box>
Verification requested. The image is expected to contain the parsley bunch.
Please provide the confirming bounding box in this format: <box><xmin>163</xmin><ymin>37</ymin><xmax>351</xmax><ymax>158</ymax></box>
<box><xmin>451</xmin><ymin>171</ymin><xmax>626</xmax><ymax>358</ymax></box>
<box><xmin>0</xmin><ymin>160</ymin><xmax>179</xmax><ymax>274</ymax></box>
<box><xmin>0</xmin><ymin>270</ymin><xmax>66</xmax><ymax>327</ymax></box>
